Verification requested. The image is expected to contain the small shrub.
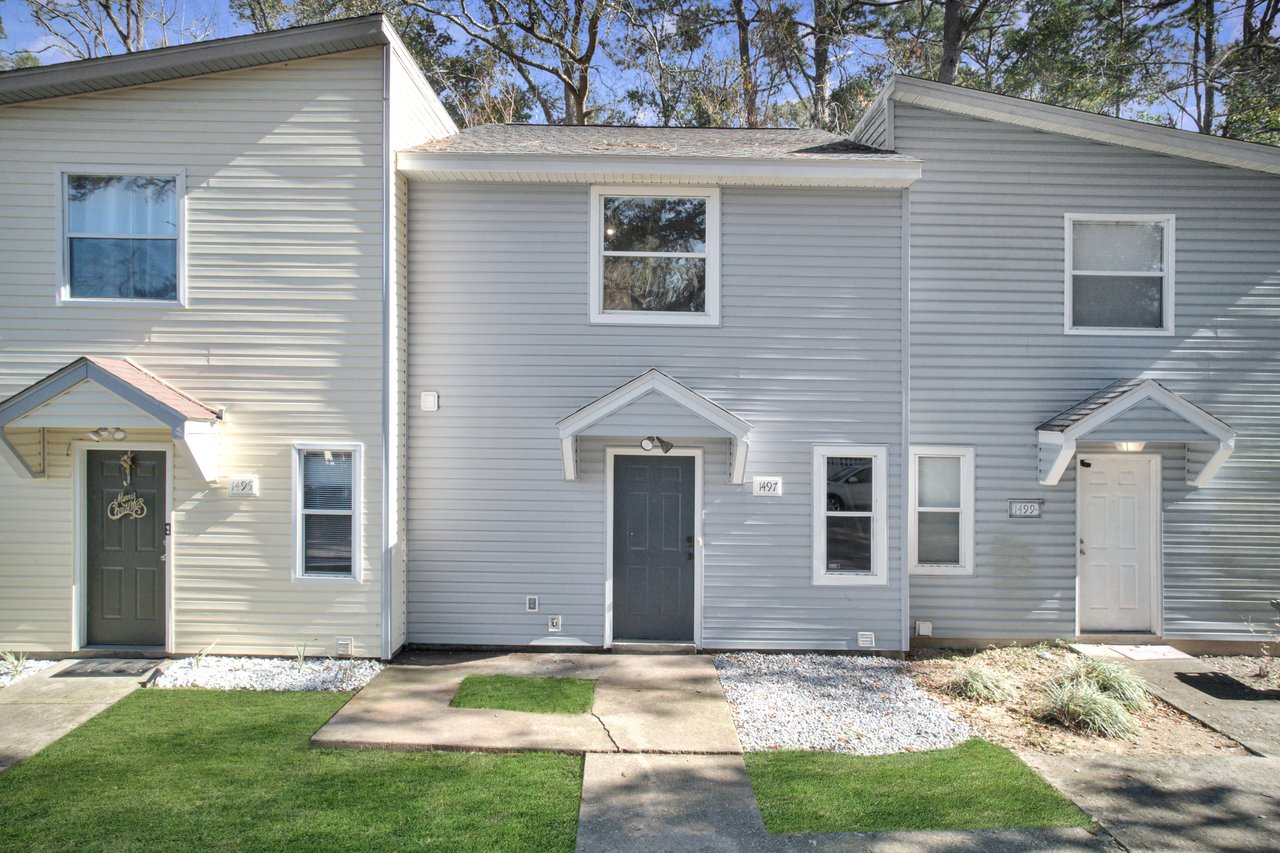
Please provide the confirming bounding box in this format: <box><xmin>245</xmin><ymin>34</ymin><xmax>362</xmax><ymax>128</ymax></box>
<box><xmin>1037</xmin><ymin>679</ymin><xmax>1136</xmax><ymax>738</ymax></box>
<box><xmin>0</xmin><ymin>650</ymin><xmax>28</xmax><ymax>679</ymax></box>
<box><xmin>944</xmin><ymin>665</ymin><xmax>1014</xmax><ymax>703</ymax></box>
<box><xmin>1068</xmin><ymin>657</ymin><xmax>1149</xmax><ymax>713</ymax></box>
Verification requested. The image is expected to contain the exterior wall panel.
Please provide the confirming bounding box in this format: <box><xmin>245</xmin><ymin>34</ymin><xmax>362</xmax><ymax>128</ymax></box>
<box><xmin>896</xmin><ymin>102</ymin><xmax>1280</xmax><ymax>642</ymax></box>
<box><xmin>406</xmin><ymin>183</ymin><xmax>907</xmax><ymax>650</ymax></box>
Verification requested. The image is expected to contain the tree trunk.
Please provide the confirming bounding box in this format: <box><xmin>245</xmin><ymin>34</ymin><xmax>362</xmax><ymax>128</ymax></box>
<box><xmin>938</xmin><ymin>0</ymin><xmax>966</xmax><ymax>84</ymax></box>
<box><xmin>811</xmin><ymin>0</ymin><xmax>832</xmax><ymax>127</ymax></box>
<box><xmin>731</xmin><ymin>0</ymin><xmax>759</xmax><ymax>126</ymax></box>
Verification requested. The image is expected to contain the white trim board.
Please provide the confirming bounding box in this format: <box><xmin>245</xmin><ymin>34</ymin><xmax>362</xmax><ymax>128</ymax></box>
<box><xmin>604</xmin><ymin>447</ymin><xmax>704</xmax><ymax>650</ymax></box>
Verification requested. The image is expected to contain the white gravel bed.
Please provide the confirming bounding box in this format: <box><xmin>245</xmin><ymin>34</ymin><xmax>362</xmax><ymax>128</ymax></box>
<box><xmin>0</xmin><ymin>658</ymin><xmax>56</xmax><ymax>689</ymax></box>
<box><xmin>714</xmin><ymin>652</ymin><xmax>972</xmax><ymax>754</ymax></box>
<box><xmin>153</xmin><ymin>656</ymin><xmax>382</xmax><ymax>692</ymax></box>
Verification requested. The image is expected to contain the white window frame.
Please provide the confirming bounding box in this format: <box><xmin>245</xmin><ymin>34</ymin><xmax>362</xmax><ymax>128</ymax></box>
<box><xmin>812</xmin><ymin>444</ymin><xmax>888</xmax><ymax>586</ymax></box>
<box><xmin>909</xmin><ymin>446</ymin><xmax>975</xmax><ymax>576</ymax></box>
<box><xmin>56</xmin><ymin>168</ymin><xmax>188</xmax><ymax>307</ymax></box>
<box><xmin>292</xmin><ymin>442</ymin><xmax>363</xmax><ymax>583</ymax></box>
<box><xmin>1064</xmin><ymin>213</ymin><xmax>1174</xmax><ymax>336</ymax></box>
<box><xmin>589</xmin><ymin>185</ymin><xmax>721</xmax><ymax>326</ymax></box>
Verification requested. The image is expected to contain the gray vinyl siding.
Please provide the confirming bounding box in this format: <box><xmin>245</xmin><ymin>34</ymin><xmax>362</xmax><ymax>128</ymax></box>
<box><xmin>0</xmin><ymin>49</ymin><xmax>390</xmax><ymax>655</ymax></box>
<box><xmin>406</xmin><ymin>183</ymin><xmax>906</xmax><ymax>650</ymax></box>
<box><xmin>895</xmin><ymin>102</ymin><xmax>1280</xmax><ymax>642</ymax></box>
<box><xmin>852</xmin><ymin>97</ymin><xmax>892</xmax><ymax>150</ymax></box>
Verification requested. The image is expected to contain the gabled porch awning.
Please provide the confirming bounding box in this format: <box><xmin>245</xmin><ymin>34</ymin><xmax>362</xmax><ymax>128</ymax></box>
<box><xmin>1037</xmin><ymin>378</ymin><xmax>1235</xmax><ymax>487</ymax></box>
<box><xmin>557</xmin><ymin>369</ymin><xmax>752</xmax><ymax>484</ymax></box>
<box><xmin>0</xmin><ymin>357</ymin><xmax>222</xmax><ymax>483</ymax></box>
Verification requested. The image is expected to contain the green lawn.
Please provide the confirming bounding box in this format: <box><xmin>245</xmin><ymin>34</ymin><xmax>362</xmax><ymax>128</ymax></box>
<box><xmin>0</xmin><ymin>690</ymin><xmax>582</xmax><ymax>853</ymax></box>
<box><xmin>450</xmin><ymin>674</ymin><xmax>596</xmax><ymax>714</ymax></box>
<box><xmin>745</xmin><ymin>739</ymin><xmax>1090</xmax><ymax>834</ymax></box>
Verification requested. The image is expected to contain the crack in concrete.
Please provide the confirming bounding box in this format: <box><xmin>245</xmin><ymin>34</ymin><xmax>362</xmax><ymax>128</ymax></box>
<box><xmin>591</xmin><ymin>712</ymin><xmax>621</xmax><ymax>752</ymax></box>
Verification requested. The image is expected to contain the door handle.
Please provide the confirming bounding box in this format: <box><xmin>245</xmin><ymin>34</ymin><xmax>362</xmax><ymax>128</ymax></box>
<box><xmin>686</xmin><ymin>536</ymin><xmax>695</xmax><ymax>560</ymax></box>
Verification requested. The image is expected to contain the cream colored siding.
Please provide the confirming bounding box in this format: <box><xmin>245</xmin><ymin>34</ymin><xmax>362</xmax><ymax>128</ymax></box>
<box><xmin>0</xmin><ymin>49</ymin><xmax>390</xmax><ymax>655</ymax></box>
<box><xmin>386</xmin><ymin>49</ymin><xmax>454</xmax><ymax>653</ymax></box>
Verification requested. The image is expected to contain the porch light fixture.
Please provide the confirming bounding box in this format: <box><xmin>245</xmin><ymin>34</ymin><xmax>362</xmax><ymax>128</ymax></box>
<box><xmin>640</xmin><ymin>436</ymin><xmax>673</xmax><ymax>454</ymax></box>
<box><xmin>85</xmin><ymin>427</ymin><xmax>128</xmax><ymax>442</ymax></box>
<box><xmin>1115</xmin><ymin>441</ymin><xmax>1147</xmax><ymax>452</ymax></box>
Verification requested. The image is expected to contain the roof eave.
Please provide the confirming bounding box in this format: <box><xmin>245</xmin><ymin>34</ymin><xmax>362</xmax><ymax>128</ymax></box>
<box><xmin>0</xmin><ymin>14</ymin><xmax>390</xmax><ymax>106</ymax></box>
<box><xmin>396</xmin><ymin>150</ymin><xmax>922</xmax><ymax>188</ymax></box>
<box><xmin>888</xmin><ymin>75</ymin><xmax>1280</xmax><ymax>177</ymax></box>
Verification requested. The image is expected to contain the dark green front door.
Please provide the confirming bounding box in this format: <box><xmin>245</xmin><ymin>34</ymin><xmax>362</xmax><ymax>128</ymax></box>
<box><xmin>613</xmin><ymin>455</ymin><xmax>695</xmax><ymax>642</ymax></box>
<box><xmin>87</xmin><ymin>449</ymin><xmax>166</xmax><ymax>646</ymax></box>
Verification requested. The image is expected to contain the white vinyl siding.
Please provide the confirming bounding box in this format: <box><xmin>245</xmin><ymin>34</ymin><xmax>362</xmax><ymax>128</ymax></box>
<box><xmin>812</xmin><ymin>445</ymin><xmax>888</xmax><ymax>586</ymax></box>
<box><xmin>909</xmin><ymin>446</ymin><xmax>974</xmax><ymax>576</ymax></box>
<box><xmin>588</xmin><ymin>186</ymin><xmax>721</xmax><ymax>326</ymax></box>
<box><xmin>1065</xmin><ymin>214</ymin><xmax>1174</xmax><ymax>335</ymax></box>
<box><xmin>0</xmin><ymin>48</ymin><xmax>390</xmax><ymax>656</ymax></box>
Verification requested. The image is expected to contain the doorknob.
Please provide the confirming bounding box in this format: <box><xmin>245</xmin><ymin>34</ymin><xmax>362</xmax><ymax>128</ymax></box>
<box><xmin>686</xmin><ymin>536</ymin><xmax>695</xmax><ymax>559</ymax></box>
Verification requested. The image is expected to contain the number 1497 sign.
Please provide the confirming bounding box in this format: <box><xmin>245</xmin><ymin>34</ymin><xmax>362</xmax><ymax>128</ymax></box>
<box><xmin>752</xmin><ymin>477</ymin><xmax>783</xmax><ymax>496</ymax></box>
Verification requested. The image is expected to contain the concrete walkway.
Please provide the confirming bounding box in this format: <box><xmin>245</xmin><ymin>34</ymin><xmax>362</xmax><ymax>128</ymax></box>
<box><xmin>1074</xmin><ymin>644</ymin><xmax>1280</xmax><ymax>756</ymax></box>
<box><xmin>0</xmin><ymin>659</ymin><xmax>147</xmax><ymax>772</ymax></box>
<box><xmin>311</xmin><ymin>652</ymin><xmax>742</xmax><ymax>754</ymax></box>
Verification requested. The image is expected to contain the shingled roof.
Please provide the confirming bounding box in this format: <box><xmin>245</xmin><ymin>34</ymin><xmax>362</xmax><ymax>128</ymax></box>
<box><xmin>412</xmin><ymin>124</ymin><xmax>900</xmax><ymax>160</ymax></box>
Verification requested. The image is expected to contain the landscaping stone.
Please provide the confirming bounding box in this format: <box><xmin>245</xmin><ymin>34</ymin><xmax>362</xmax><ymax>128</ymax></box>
<box><xmin>0</xmin><ymin>659</ymin><xmax>56</xmax><ymax>689</ymax></box>
<box><xmin>714</xmin><ymin>652</ymin><xmax>972</xmax><ymax>754</ymax></box>
<box><xmin>153</xmin><ymin>656</ymin><xmax>381</xmax><ymax>692</ymax></box>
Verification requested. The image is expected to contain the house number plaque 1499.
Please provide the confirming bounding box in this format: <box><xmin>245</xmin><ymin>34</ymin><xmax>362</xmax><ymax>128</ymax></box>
<box><xmin>1009</xmin><ymin>499</ymin><xmax>1044</xmax><ymax>518</ymax></box>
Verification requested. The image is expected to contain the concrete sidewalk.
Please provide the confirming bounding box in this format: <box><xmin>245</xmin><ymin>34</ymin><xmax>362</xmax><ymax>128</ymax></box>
<box><xmin>0</xmin><ymin>660</ymin><xmax>146</xmax><ymax>772</ymax></box>
<box><xmin>311</xmin><ymin>651</ymin><xmax>742</xmax><ymax>754</ymax></box>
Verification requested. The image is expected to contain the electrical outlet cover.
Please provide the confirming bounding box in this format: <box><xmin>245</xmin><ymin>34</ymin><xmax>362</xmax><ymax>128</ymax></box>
<box><xmin>526</xmin><ymin>596</ymin><xmax>539</xmax><ymax>612</ymax></box>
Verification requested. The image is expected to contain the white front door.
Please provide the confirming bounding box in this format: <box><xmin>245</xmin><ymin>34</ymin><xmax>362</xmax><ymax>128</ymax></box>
<box><xmin>1077</xmin><ymin>454</ymin><xmax>1159</xmax><ymax>633</ymax></box>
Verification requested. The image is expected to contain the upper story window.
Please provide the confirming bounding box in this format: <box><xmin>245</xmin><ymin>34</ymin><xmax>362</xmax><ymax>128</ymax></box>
<box><xmin>589</xmin><ymin>187</ymin><xmax>720</xmax><ymax>326</ymax></box>
<box><xmin>60</xmin><ymin>172</ymin><xmax>185</xmax><ymax>304</ymax></box>
<box><xmin>909</xmin><ymin>446</ymin><xmax>975</xmax><ymax>576</ymax></box>
<box><xmin>812</xmin><ymin>445</ymin><xmax>888</xmax><ymax>586</ymax></box>
<box><xmin>1066</xmin><ymin>214</ymin><xmax>1173</xmax><ymax>335</ymax></box>
<box><xmin>294</xmin><ymin>444</ymin><xmax>362</xmax><ymax>582</ymax></box>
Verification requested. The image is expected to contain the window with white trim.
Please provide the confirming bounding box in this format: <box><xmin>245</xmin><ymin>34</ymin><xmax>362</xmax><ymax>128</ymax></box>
<box><xmin>813</xmin><ymin>445</ymin><xmax>888</xmax><ymax>586</ymax></box>
<box><xmin>294</xmin><ymin>445</ymin><xmax>362</xmax><ymax>580</ymax></box>
<box><xmin>61</xmin><ymin>172</ymin><xmax>185</xmax><ymax>303</ymax></box>
<box><xmin>590</xmin><ymin>186</ymin><xmax>720</xmax><ymax>325</ymax></box>
<box><xmin>1066</xmin><ymin>215</ymin><xmax>1173</xmax><ymax>334</ymax></box>
<box><xmin>909</xmin><ymin>447</ymin><xmax>975</xmax><ymax>576</ymax></box>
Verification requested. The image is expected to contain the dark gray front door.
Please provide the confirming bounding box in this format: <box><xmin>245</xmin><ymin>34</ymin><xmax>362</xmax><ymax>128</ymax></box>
<box><xmin>87</xmin><ymin>449</ymin><xmax>166</xmax><ymax>646</ymax></box>
<box><xmin>613</xmin><ymin>455</ymin><xmax>695</xmax><ymax>641</ymax></box>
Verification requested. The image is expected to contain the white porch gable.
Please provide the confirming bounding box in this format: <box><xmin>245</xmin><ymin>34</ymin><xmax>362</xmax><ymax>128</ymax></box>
<box><xmin>0</xmin><ymin>357</ymin><xmax>223</xmax><ymax>483</ymax></box>
<box><xmin>1037</xmin><ymin>378</ymin><xmax>1235</xmax><ymax>487</ymax></box>
<box><xmin>557</xmin><ymin>369</ymin><xmax>752</xmax><ymax>484</ymax></box>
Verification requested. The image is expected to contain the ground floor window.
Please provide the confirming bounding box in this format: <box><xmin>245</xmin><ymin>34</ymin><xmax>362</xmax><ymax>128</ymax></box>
<box><xmin>812</xmin><ymin>445</ymin><xmax>887</xmax><ymax>586</ymax></box>
<box><xmin>909</xmin><ymin>446</ymin><xmax>975</xmax><ymax>576</ymax></box>
<box><xmin>293</xmin><ymin>443</ymin><xmax>362</xmax><ymax>580</ymax></box>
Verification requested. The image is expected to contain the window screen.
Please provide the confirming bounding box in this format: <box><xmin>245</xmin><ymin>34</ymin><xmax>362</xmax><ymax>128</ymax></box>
<box><xmin>1070</xmin><ymin>219</ymin><xmax>1169</xmax><ymax>331</ymax></box>
<box><xmin>65</xmin><ymin>175</ymin><xmax>179</xmax><ymax>300</ymax></box>
<box><xmin>300</xmin><ymin>450</ymin><xmax>355</xmax><ymax>577</ymax></box>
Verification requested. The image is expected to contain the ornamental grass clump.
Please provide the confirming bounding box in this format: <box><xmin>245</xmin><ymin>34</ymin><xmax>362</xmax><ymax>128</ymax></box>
<box><xmin>1069</xmin><ymin>657</ymin><xmax>1149</xmax><ymax>713</ymax></box>
<box><xmin>944</xmin><ymin>665</ymin><xmax>1014</xmax><ymax>703</ymax></box>
<box><xmin>1037</xmin><ymin>678</ymin><xmax>1136</xmax><ymax>738</ymax></box>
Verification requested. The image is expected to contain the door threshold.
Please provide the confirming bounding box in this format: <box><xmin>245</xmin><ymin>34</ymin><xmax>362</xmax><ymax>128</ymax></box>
<box><xmin>612</xmin><ymin>641</ymin><xmax>697</xmax><ymax>655</ymax></box>
<box><xmin>76</xmin><ymin>646</ymin><xmax>167</xmax><ymax>659</ymax></box>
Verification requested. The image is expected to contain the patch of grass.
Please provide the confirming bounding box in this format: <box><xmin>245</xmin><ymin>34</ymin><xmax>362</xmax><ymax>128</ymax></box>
<box><xmin>745</xmin><ymin>739</ymin><xmax>1090</xmax><ymax>833</ymax></box>
<box><xmin>1067</xmin><ymin>657</ymin><xmax>1149</xmax><ymax>713</ymax></box>
<box><xmin>1037</xmin><ymin>678</ymin><xmax>1137</xmax><ymax>739</ymax></box>
<box><xmin>0</xmin><ymin>690</ymin><xmax>582</xmax><ymax>853</ymax></box>
<box><xmin>450</xmin><ymin>674</ymin><xmax>596</xmax><ymax>714</ymax></box>
<box><xmin>944</xmin><ymin>665</ymin><xmax>1014</xmax><ymax>703</ymax></box>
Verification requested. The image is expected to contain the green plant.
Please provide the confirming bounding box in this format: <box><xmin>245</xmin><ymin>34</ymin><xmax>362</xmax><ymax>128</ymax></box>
<box><xmin>1037</xmin><ymin>678</ymin><xmax>1136</xmax><ymax>738</ymax></box>
<box><xmin>943</xmin><ymin>665</ymin><xmax>1014</xmax><ymax>703</ymax></box>
<box><xmin>0</xmin><ymin>650</ymin><xmax>28</xmax><ymax>679</ymax></box>
<box><xmin>190</xmin><ymin>641</ymin><xmax>217</xmax><ymax>670</ymax></box>
<box><xmin>294</xmin><ymin>639</ymin><xmax>316</xmax><ymax>671</ymax></box>
<box><xmin>1066</xmin><ymin>657</ymin><xmax>1149</xmax><ymax>712</ymax></box>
